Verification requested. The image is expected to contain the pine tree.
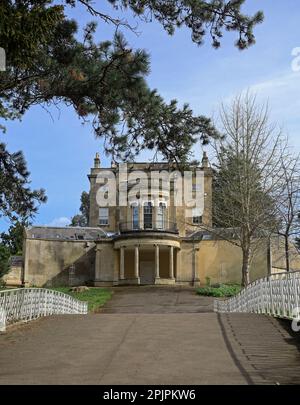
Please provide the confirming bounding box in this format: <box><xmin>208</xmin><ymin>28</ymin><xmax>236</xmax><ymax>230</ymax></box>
<box><xmin>0</xmin><ymin>143</ymin><xmax>47</xmax><ymax>223</ymax></box>
<box><xmin>0</xmin><ymin>1</ymin><xmax>263</xmax><ymax>162</ymax></box>
<box><xmin>71</xmin><ymin>192</ymin><xmax>90</xmax><ymax>227</ymax></box>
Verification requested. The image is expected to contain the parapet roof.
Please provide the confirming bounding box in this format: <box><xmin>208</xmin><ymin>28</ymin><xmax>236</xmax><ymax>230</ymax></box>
<box><xmin>25</xmin><ymin>226</ymin><xmax>109</xmax><ymax>241</ymax></box>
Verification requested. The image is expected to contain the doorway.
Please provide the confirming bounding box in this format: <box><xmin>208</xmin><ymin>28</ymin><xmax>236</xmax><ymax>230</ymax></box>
<box><xmin>140</xmin><ymin>261</ymin><xmax>155</xmax><ymax>285</ymax></box>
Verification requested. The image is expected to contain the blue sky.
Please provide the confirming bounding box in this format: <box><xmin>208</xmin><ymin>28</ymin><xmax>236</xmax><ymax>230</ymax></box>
<box><xmin>2</xmin><ymin>0</ymin><xmax>300</xmax><ymax>230</ymax></box>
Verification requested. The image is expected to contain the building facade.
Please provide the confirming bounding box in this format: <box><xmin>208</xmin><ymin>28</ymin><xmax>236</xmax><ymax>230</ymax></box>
<box><xmin>20</xmin><ymin>153</ymin><xmax>277</xmax><ymax>288</ymax></box>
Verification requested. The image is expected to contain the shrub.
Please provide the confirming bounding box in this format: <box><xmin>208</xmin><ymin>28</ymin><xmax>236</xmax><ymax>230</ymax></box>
<box><xmin>196</xmin><ymin>284</ymin><xmax>241</xmax><ymax>298</ymax></box>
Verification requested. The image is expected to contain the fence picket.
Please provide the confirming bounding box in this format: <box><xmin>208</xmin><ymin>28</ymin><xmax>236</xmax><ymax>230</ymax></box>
<box><xmin>215</xmin><ymin>270</ymin><xmax>300</xmax><ymax>320</ymax></box>
<box><xmin>0</xmin><ymin>288</ymin><xmax>88</xmax><ymax>329</ymax></box>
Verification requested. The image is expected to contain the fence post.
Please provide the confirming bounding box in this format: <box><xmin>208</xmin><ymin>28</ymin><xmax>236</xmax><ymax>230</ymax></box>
<box><xmin>286</xmin><ymin>272</ymin><xmax>292</xmax><ymax>318</ymax></box>
<box><xmin>280</xmin><ymin>274</ymin><xmax>285</xmax><ymax>317</ymax></box>
<box><xmin>293</xmin><ymin>272</ymin><xmax>299</xmax><ymax>320</ymax></box>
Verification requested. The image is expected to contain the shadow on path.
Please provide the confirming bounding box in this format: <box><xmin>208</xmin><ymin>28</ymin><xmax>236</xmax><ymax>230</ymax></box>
<box><xmin>0</xmin><ymin>287</ymin><xmax>299</xmax><ymax>384</ymax></box>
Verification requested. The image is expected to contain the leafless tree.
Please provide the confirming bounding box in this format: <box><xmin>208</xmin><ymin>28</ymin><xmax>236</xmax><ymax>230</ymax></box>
<box><xmin>212</xmin><ymin>93</ymin><xmax>286</xmax><ymax>286</ymax></box>
<box><xmin>275</xmin><ymin>154</ymin><xmax>300</xmax><ymax>272</ymax></box>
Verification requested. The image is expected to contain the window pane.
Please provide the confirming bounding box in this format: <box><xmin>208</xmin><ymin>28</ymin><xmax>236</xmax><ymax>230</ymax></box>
<box><xmin>132</xmin><ymin>205</ymin><xmax>139</xmax><ymax>229</ymax></box>
<box><xmin>99</xmin><ymin>208</ymin><xmax>109</xmax><ymax>225</ymax></box>
<box><xmin>144</xmin><ymin>202</ymin><xmax>153</xmax><ymax>229</ymax></box>
<box><xmin>157</xmin><ymin>203</ymin><xmax>166</xmax><ymax>229</ymax></box>
<box><xmin>192</xmin><ymin>207</ymin><xmax>202</xmax><ymax>225</ymax></box>
<box><xmin>193</xmin><ymin>216</ymin><xmax>202</xmax><ymax>224</ymax></box>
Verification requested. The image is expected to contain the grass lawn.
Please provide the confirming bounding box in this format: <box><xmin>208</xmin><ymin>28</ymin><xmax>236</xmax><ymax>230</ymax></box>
<box><xmin>196</xmin><ymin>284</ymin><xmax>242</xmax><ymax>298</ymax></box>
<box><xmin>51</xmin><ymin>287</ymin><xmax>112</xmax><ymax>312</ymax></box>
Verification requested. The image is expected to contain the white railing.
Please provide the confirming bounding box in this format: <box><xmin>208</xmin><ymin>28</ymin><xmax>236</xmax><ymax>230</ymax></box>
<box><xmin>0</xmin><ymin>288</ymin><xmax>88</xmax><ymax>331</ymax></box>
<box><xmin>214</xmin><ymin>271</ymin><xmax>300</xmax><ymax>320</ymax></box>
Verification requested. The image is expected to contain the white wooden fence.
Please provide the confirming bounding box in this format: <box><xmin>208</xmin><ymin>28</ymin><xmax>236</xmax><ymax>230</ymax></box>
<box><xmin>0</xmin><ymin>288</ymin><xmax>88</xmax><ymax>331</ymax></box>
<box><xmin>214</xmin><ymin>270</ymin><xmax>300</xmax><ymax>320</ymax></box>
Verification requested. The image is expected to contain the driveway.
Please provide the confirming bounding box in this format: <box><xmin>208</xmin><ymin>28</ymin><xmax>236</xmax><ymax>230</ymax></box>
<box><xmin>0</xmin><ymin>286</ymin><xmax>299</xmax><ymax>385</ymax></box>
<box><xmin>100</xmin><ymin>286</ymin><xmax>213</xmax><ymax>313</ymax></box>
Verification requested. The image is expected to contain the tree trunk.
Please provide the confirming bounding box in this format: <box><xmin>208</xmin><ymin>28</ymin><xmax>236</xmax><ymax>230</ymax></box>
<box><xmin>285</xmin><ymin>235</ymin><xmax>290</xmax><ymax>272</ymax></box>
<box><xmin>242</xmin><ymin>248</ymin><xmax>251</xmax><ymax>287</ymax></box>
<box><xmin>267</xmin><ymin>237</ymin><xmax>272</xmax><ymax>276</ymax></box>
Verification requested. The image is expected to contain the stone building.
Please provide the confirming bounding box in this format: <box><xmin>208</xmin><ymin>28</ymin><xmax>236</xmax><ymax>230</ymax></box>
<box><xmin>20</xmin><ymin>153</ymin><xmax>293</xmax><ymax>288</ymax></box>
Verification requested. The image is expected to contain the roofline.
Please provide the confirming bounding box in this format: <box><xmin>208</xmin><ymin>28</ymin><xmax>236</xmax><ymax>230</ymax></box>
<box><xmin>26</xmin><ymin>225</ymin><xmax>104</xmax><ymax>231</ymax></box>
<box><xmin>89</xmin><ymin>162</ymin><xmax>208</xmax><ymax>169</ymax></box>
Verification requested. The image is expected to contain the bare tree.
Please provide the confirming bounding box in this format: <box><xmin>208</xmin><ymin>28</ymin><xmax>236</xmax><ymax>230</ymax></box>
<box><xmin>212</xmin><ymin>93</ymin><xmax>285</xmax><ymax>286</ymax></box>
<box><xmin>275</xmin><ymin>155</ymin><xmax>300</xmax><ymax>272</ymax></box>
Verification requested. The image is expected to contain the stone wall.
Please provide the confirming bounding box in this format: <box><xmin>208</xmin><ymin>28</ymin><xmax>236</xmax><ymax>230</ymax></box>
<box><xmin>23</xmin><ymin>238</ymin><xmax>96</xmax><ymax>287</ymax></box>
<box><xmin>3</xmin><ymin>256</ymin><xmax>23</xmax><ymax>287</ymax></box>
<box><xmin>195</xmin><ymin>240</ymin><xmax>268</xmax><ymax>285</ymax></box>
<box><xmin>271</xmin><ymin>235</ymin><xmax>300</xmax><ymax>272</ymax></box>
<box><xmin>94</xmin><ymin>242</ymin><xmax>117</xmax><ymax>286</ymax></box>
<box><xmin>22</xmin><ymin>230</ymin><xmax>300</xmax><ymax>288</ymax></box>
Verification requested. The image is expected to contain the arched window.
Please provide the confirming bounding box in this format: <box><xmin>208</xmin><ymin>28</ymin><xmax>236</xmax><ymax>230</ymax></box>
<box><xmin>144</xmin><ymin>202</ymin><xmax>153</xmax><ymax>229</ymax></box>
<box><xmin>157</xmin><ymin>202</ymin><xmax>166</xmax><ymax>229</ymax></box>
<box><xmin>131</xmin><ymin>203</ymin><xmax>139</xmax><ymax>230</ymax></box>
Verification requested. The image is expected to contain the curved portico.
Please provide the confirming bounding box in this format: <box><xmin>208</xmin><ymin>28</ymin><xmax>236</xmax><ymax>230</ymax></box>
<box><xmin>114</xmin><ymin>233</ymin><xmax>181</xmax><ymax>285</ymax></box>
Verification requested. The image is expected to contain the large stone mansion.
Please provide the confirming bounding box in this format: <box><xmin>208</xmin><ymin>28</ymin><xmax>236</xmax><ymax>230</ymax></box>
<box><xmin>10</xmin><ymin>153</ymin><xmax>293</xmax><ymax>287</ymax></box>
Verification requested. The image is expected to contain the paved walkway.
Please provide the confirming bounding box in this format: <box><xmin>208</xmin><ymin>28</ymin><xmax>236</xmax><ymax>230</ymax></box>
<box><xmin>0</xmin><ymin>286</ymin><xmax>299</xmax><ymax>385</ymax></box>
<box><xmin>101</xmin><ymin>286</ymin><xmax>214</xmax><ymax>313</ymax></box>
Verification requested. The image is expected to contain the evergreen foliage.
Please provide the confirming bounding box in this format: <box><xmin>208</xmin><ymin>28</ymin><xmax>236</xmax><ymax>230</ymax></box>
<box><xmin>71</xmin><ymin>191</ymin><xmax>90</xmax><ymax>227</ymax></box>
<box><xmin>0</xmin><ymin>143</ymin><xmax>46</xmax><ymax>223</ymax></box>
<box><xmin>0</xmin><ymin>221</ymin><xmax>26</xmax><ymax>279</ymax></box>
<box><xmin>0</xmin><ymin>0</ymin><xmax>263</xmax><ymax>161</ymax></box>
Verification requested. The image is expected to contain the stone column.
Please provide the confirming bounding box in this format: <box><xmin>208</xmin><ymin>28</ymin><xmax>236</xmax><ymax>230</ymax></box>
<box><xmin>155</xmin><ymin>244</ymin><xmax>160</xmax><ymax>279</ymax></box>
<box><xmin>120</xmin><ymin>246</ymin><xmax>125</xmax><ymax>280</ymax></box>
<box><xmin>169</xmin><ymin>246</ymin><xmax>174</xmax><ymax>279</ymax></box>
<box><xmin>176</xmin><ymin>248</ymin><xmax>181</xmax><ymax>281</ymax></box>
<box><xmin>134</xmin><ymin>245</ymin><xmax>139</xmax><ymax>279</ymax></box>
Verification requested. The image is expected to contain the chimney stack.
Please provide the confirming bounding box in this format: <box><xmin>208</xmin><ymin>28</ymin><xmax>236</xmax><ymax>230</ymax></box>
<box><xmin>94</xmin><ymin>152</ymin><xmax>100</xmax><ymax>168</ymax></box>
<box><xmin>202</xmin><ymin>151</ymin><xmax>209</xmax><ymax>168</ymax></box>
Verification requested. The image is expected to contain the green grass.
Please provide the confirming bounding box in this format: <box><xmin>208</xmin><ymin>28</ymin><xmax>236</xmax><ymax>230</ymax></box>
<box><xmin>196</xmin><ymin>284</ymin><xmax>242</xmax><ymax>298</ymax></box>
<box><xmin>50</xmin><ymin>287</ymin><xmax>112</xmax><ymax>312</ymax></box>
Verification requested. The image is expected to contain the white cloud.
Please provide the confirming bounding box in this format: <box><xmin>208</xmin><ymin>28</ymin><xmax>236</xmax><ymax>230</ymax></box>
<box><xmin>46</xmin><ymin>217</ymin><xmax>71</xmax><ymax>227</ymax></box>
<box><xmin>249</xmin><ymin>71</ymin><xmax>300</xmax><ymax>96</ymax></box>
<box><xmin>220</xmin><ymin>70</ymin><xmax>300</xmax><ymax>152</ymax></box>
<box><xmin>248</xmin><ymin>72</ymin><xmax>300</xmax><ymax>133</ymax></box>
<box><xmin>222</xmin><ymin>71</ymin><xmax>299</xmax><ymax>102</ymax></box>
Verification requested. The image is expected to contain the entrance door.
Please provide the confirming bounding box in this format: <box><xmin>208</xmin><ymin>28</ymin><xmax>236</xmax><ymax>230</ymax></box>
<box><xmin>140</xmin><ymin>261</ymin><xmax>155</xmax><ymax>285</ymax></box>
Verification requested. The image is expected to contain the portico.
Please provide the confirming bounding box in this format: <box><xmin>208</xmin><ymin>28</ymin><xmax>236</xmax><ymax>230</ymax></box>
<box><xmin>115</xmin><ymin>237</ymin><xmax>180</xmax><ymax>285</ymax></box>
